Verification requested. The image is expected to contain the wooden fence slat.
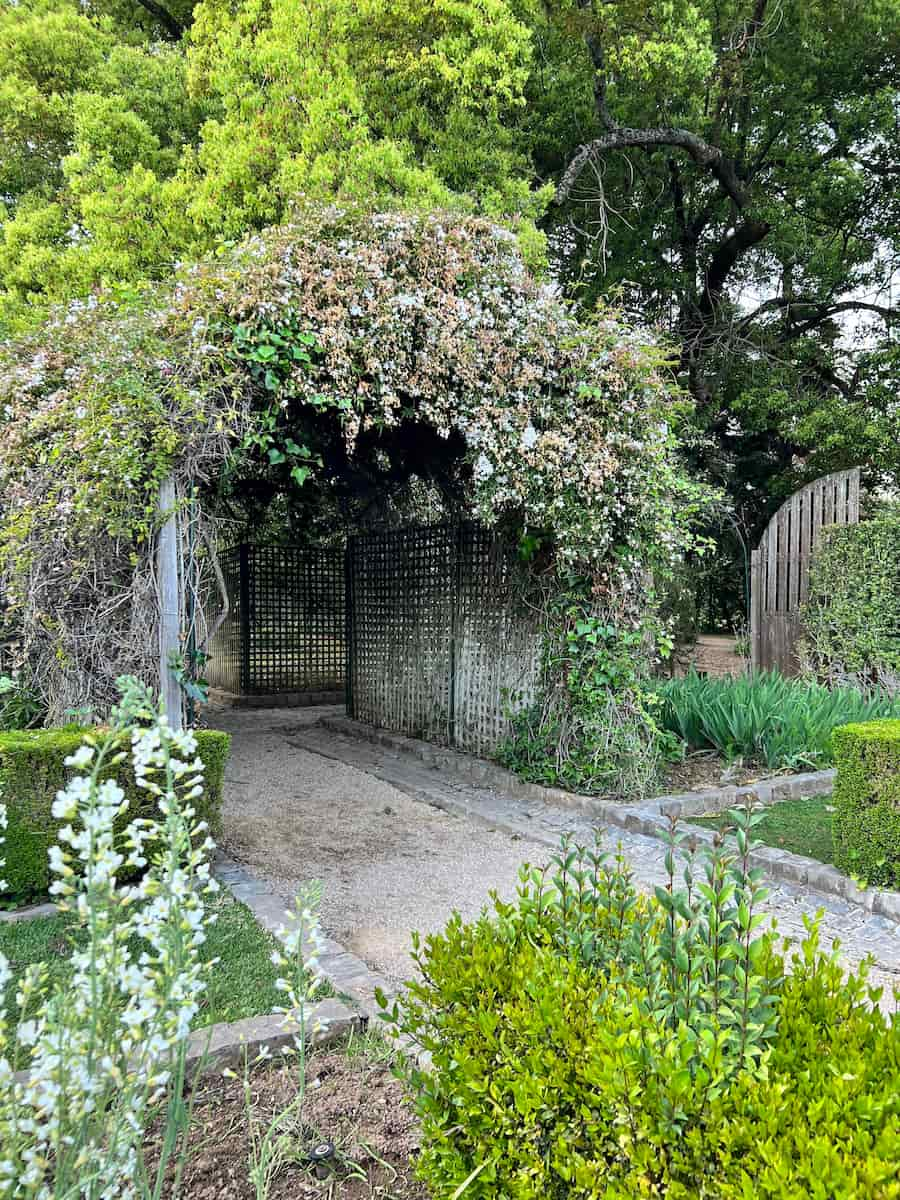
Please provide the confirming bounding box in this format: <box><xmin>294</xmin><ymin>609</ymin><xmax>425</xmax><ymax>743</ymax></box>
<box><xmin>750</xmin><ymin>549</ymin><xmax>761</xmax><ymax>671</ymax></box>
<box><xmin>786</xmin><ymin>490</ymin><xmax>797</xmax><ymax>610</ymax></box>
<box><xmin>798</xmin><ymin>490</ymin><xmax>811</xmax><ymax>606</ymax></box>
<box><xmin>750</xmin><ymin>468</ymin><xmax>861</xmax><ymax>676</ymax></box>
<box><xmin>823</xmin><ymin>474</ymin><xmax>835</xmax><ymax>529</ymax></box>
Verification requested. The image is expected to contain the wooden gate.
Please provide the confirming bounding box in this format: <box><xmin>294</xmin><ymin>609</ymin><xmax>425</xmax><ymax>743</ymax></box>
<box><xmin>750</xmin><ymin>468</ymin><xmax>860</xmax><ymax>674</ymax></box>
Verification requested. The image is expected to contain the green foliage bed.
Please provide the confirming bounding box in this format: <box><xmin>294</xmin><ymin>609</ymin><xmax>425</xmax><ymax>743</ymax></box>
<box><xmin>654</xmin><ymin>670</ymin><xmax>900</xmax><ymax>769</ymax></box>
<box><xmin>0</xmin><ymin>727</ymin><xmax>230</xmax><ymax>904</ymax></box>
<box><xmin>386</xmin><ymin>836</ymin><xmax>900</xmax><ymax>1199</ymax></box>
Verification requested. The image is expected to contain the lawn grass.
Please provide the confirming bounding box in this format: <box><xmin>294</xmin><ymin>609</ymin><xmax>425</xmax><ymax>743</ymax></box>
<box><xmin>0</xmin><ymin>890</ymin><xmax>288</xmax><ymax>1035</ymax></box>
<box><xmin>691</xmin><ymin>795</ymin><xmax>834</xmax><ymax>864</ymax></box>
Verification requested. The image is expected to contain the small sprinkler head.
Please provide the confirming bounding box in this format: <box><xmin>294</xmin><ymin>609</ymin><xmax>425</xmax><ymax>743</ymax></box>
<box><xmin>307</xmin><ymin>1140</ymin><xmax>335</xmax><ymax>1180</ymax></box>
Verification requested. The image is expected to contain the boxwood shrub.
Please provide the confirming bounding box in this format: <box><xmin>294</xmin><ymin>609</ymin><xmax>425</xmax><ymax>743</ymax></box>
<box><xmin>0</xmin><ymin>727</ymin><xmax>230</xmax><ymax>904</ymax></box>
<box><xmin>385</xmin><ymin>836</ymin><xmax>900</xmax><ymax>1198</ymax></box>
<box><xmin>802</xmin><ymin>506</ymin><xmax>900</xmax><ymax>692</ymax></box>
<box><xmin>832</xmin><ymin>719</ymin><xmax>900</xmax><ymax>887</ymax></box>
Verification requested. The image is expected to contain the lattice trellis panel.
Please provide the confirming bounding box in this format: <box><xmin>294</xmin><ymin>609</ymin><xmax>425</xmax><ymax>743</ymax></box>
<box><xmin>452</xmin><ymin>525</ymin><xmax>542</xmax><ymax>754</ymax></box>
<box><xmin>205</xmin><ymin>544</ymin><xmax>345</xmax><ymax>695</ymax></box>
<box><xmin>201</xmin><ymin>547</ymin><xmax>242</xmax><ymax>694</ymax></box>
<box><xmin>347</xmin><ymin>523</ymin><xmax>542</xmax><ymax>755</ymax></box>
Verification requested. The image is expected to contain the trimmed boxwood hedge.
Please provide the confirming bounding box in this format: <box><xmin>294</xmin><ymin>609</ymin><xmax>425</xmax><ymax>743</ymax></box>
<box><xmin>0</xmin><ymin>727</ymin><xmax>230</xmax><ymax>904</ymax></box>
<box><xmin>802</xmin><ymin>508</ymin><xmax>900</xmax><ymax>690</ymax></box>
<box><xmin>832</xmin><ymin>719</ymin><xmax>900</xmax><ymax>887</ymax></box>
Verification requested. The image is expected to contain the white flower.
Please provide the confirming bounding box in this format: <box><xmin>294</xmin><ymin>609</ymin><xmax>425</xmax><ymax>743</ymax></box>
<box><xmin>474</xmin><ymin>453</ymin><xmax>494</xmax><ymax>482</ymax></box>
<box><xmin>64</xmin><ymin>745</ymin><xmax>95</xmax><ymax>769</ymax></box>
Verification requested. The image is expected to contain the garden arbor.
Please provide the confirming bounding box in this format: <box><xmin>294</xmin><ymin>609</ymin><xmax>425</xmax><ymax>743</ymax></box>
<box><xmin>1</xmin><ymin>207</ymin><xmax>702</xmax><ymax>790</ymax></box>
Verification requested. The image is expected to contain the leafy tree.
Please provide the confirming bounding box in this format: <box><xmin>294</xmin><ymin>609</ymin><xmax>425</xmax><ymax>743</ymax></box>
<box><xmin>0</xmin><ymin>0</ymin><xmax>203</xmax><ymax>320</ymax></box>
<box><xmin>526</xmin><ymin>0</ymin><xmax>900</xmax><ymax>512</ymax></box>
<box><xmin>0</xmin><ymin>0</ymin><xmax>548</xmax><ymax>329</ymax></box>
<box><xmin>2</xmin><ymin>0</ymin><xmax>897</xmax><ymax>546</ymax></box>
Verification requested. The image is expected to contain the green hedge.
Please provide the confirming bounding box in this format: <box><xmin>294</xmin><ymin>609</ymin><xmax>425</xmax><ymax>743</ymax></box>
<box><xmin>0</xmin><ymin>728</ymin><xmax>230</xmax><ymax>904</ymax></box>
<box><xmin>832</xmin><ymin>719</ymin><xmax>900</xmax><ymax>887</ymax></box>
<box><xmin>802</xmin><ymin>508</ymin><xmax>900</xmax><ymax>689</ymax></box>
<box><xmin>387</xmin><ymin>854</ymin><xmax>900</xmax><ymax>1198</ymax></box>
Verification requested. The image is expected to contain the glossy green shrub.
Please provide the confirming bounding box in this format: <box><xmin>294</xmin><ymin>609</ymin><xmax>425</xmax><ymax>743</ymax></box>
<box><xmin>802</xmin><ymin>509</ymin><xmax>900</xmax><ymax>693</ymax></box>
<box><xmin>385</xmin><ymin>833</ymin><xmax>900</xmax><ymax>1199</ymax></box>
<box><xmin>832</xmin><ymin>720</ymin><xmax>900</xmax><ymax>887</ymax></box>
<box><xmin>654</xmin><ymin>669</ymin><xmax>900</xmax><ymax>768</ymax></box>
<box><xmin>0</xmin><ymin>727</ymin><xmax>230</xmax><ymax>904</ymax></box>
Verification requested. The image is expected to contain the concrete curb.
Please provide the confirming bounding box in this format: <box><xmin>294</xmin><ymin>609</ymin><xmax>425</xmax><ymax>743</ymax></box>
<box><xmin>316</xmin><ymin>715</ymin><xmax>900</xmax><ymax>921</ymax></box>
<box><xmin>212</xmin><ymin>854</ymin><xmax>425</xmax><ymax>1066</ymax></box>
<box><xmin>184</xmin><ymin>999</ymin><xmax>361</xmax><ymax>1080</ymax></box>
<box><xmin>13</xmin><ymin>998</ymin><xmax>360</xmax><ymax>1088</ymax></box>
<box><xmin>0</xmin><ymin>902</ymin><xmax>57</xmax><ymax>924</ymax></box>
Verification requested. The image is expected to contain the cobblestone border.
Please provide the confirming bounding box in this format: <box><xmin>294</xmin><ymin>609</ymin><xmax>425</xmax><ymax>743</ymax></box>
<box><xmin>0</xmin><ymin>901</ymin><xmax>58</xmax><ymax>924</ymax></box>
<box><xmin>317</xmin><ymin>715</ymin><xmax>900</xmax><ymax>921</ymax></box>
<box><xmin>212</xmin><ymin>853</ymin><xmax>424</xmax><ymax>1063</ymax></box>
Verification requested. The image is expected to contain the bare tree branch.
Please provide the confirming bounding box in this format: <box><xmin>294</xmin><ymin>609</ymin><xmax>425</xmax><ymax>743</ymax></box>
<box><xmin>739</xmin><ymin>295</ymin><xmax>898</xmax><ymax>333</ymax></box>
<box><xmin>699</xmin><ymin>218</ymin><xmax>772</xmax><ymax>316</ymax></box>
<box><xmin>576</xmin><ymin>0</ymin><xmax>617</xmax><ymax>130</ymax></box>
<box><xmin>556</xmin><ymin>126</ymin><xmax>749</xmax><ymax>208</ymax></box>
<box><xmin>134</xmin><ymin>0</ymin><xmax>184</xmax><ymax>40</ymax></box>
<box><xmin>558</xmin><ymin>2</ymin><xmax>767</xmax><ymax>208</ymax></box>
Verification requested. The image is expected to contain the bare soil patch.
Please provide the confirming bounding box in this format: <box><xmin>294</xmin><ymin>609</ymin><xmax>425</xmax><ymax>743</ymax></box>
<box><xmin>652</xmin><ymin>753</ymin><xmax>770</xmax><ymax>796</ymax></box>
<box><xmin>149</xmin><ymin>1044</ymin><xmax>424</xmax><ymax>1199</ymax></box>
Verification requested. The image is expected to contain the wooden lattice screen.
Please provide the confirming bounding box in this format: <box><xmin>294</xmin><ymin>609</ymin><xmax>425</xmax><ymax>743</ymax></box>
<box><xmin>347</xmin><ymin>523</ymin><xmax>543</xmax><ymax>755</ymax></box>
<box><xmin>750</xmin><ymin>468</ymin><xmax>860</xmax><ymax>675</ymax></box>
<box><xmin>204</xmin><ymin>544</ymin><xmax>345</xmax><ymax>696</ymax></box>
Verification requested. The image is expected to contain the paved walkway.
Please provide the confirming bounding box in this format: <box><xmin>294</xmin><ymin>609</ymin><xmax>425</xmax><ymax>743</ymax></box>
<box><xmin>209</xmin><ymin>707</ymin><xmax>900</xmax><ymax>1008</ymax></box>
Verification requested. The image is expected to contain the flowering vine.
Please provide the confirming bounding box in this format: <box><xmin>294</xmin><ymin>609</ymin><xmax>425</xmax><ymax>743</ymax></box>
<box><xmin>1</xmin><ymin>206</ymin><xmax>711</xmax><ymax>786</ymax></box>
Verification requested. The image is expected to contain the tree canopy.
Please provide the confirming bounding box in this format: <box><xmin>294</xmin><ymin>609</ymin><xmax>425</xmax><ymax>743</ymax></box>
<box><xmin>1</xmin><ymin>0</ymin><xmax>898</xmax><ymax>537</ymax></box>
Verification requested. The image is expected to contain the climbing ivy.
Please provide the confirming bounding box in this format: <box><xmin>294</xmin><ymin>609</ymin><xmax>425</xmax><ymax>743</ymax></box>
<box><xmin>1</xmin><ymin>207</ymin><xmax>710</xmax><ymax>785</ymax></box>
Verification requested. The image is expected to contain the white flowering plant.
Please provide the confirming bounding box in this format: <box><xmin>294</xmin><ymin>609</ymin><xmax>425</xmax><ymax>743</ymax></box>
<box><xmin>241</xmin><ymin>882</ymin><xmax>327</xmax><ymax>1200</ymax></box>
<box><xmin>0</xmin><ymin>676</ymin><xmax>219</xmax><ymax>1200</ymax></box>
<box><xmin>1</xmin><ymin>206</ymin><xmax>715</xmax><ymax>788</ymax></box>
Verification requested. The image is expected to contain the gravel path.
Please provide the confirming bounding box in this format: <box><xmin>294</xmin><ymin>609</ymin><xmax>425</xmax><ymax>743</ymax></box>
<box><xmin>211</xmin><ymin>706</ymin><xmax>544</xmax><ymax>982</ymax></box>
<box><xmin>210</xmin><ymin>706</ymin><xmax>900</xmax><ymax>1005</ymax></box>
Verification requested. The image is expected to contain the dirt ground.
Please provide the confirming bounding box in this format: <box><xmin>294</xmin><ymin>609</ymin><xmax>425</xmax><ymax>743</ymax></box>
<box><xmin>653</xmin><ymin>752</ymin><xmax>769</xmax><ymax>794</ymax></box>
<box><xmin>150</xmin><ymin>1042</ymin><xmax>425</xmax><ymax>1199</ymax></box>
<box><xmin>210</xmin><ymin>706</ymin><xmax>543</xmax><ymax>985</ymax></box>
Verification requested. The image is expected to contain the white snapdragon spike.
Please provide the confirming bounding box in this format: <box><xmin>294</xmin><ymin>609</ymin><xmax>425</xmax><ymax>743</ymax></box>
<box><xmin>270</xmin><ymin>883</ymin><xmax>325</xmax><ymax>1047</ymax></box>
<box><xmin>0</xmin><ymin>678</ymin><xmax>218</xmax><ymax>1200</ymax></box>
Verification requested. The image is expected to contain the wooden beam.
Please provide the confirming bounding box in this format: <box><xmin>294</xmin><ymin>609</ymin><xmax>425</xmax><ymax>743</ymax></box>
<box><xmin>157</xmin><ymin>474</ymin><xmax>183</xmax><ymax>730</ymax></box>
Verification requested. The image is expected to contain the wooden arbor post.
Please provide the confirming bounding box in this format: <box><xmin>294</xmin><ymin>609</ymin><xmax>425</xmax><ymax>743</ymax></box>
<box><xmin>157</xmin><ymin>474</ymin><xmax>183</xmax><ymax>730</ymax></box>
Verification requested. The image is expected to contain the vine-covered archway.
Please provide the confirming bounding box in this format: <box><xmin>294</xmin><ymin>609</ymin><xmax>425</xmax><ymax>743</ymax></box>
<box><xmin>0</xmin><ymin>206</ymin><xmax>706</xmax><ymax>791</ymax></box>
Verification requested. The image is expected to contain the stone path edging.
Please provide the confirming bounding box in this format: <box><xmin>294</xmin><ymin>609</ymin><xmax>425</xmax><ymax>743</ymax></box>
<box><xmin>0</xmin><ymin>901</ymin><xmax>57</xmax><ymax>924</ymax></box>
<box><xmin>183</xmin><ymin>998</ymin><xmax>360</xmax><ymax>1080</ymax></box>
<box><xmin>210</xmin><ymin>688</ymin><xmax>344</xmax><ymax>710</ymax></box>
<box><xmin>14</xmin><ymin>1000</ymin><xmax>359</xmax><ymax>1087</ymax></box>
<box><xmin>316</xmin><ymin>715</ymin><xmax>898</xmax><ymax>921</ymax></box>
<box><xmin>212</xmin><ymin>853</ymin><xmax>423</xmax><ymax>1061</ymax></box>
